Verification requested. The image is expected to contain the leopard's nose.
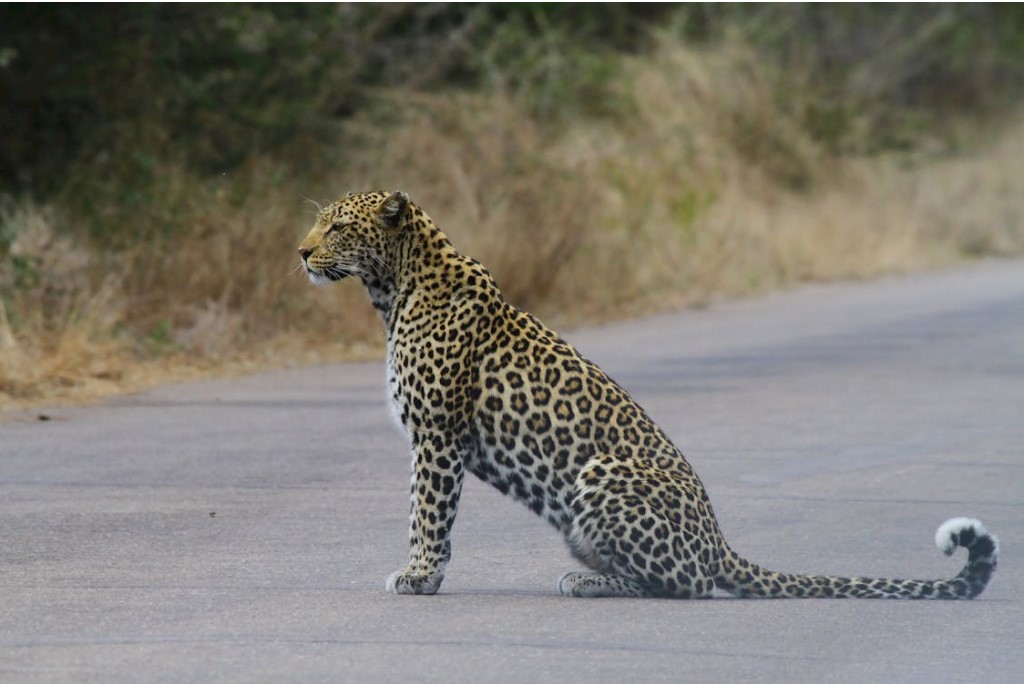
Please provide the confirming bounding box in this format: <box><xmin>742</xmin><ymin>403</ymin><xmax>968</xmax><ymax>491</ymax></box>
<box><xmin>298</xmin><ymin>247</ymin><xmax>313</xmax><ymax>261</ymax></box>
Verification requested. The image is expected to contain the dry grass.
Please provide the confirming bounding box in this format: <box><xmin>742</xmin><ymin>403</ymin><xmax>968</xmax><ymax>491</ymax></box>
<box><xmin>0</xmin><ymin>166</ymin><xmax>384</xmax><ymax>409</ymax></box>
<box><xmin>2</xmin><ymin>40</ymin><xmax>1023</xmax><ymax>409</ymax></box>
<box><xmin>0</xmin><ymin>202</ymin><xmax>128</xmax><ymax>403</ymax></box>
<box><xmin>356</xmin><ymin>41</ymin><xmax>1024</xmax><ymax>314</ymax></box>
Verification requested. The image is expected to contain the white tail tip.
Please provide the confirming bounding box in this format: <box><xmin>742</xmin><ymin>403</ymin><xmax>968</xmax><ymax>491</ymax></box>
<box><xmin>935</xmin><ymin>517</ymin><xmax>988</xmax><ymax>556</ymax></box>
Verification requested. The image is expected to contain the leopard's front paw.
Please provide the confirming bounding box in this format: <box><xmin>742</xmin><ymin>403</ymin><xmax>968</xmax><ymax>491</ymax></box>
<box><xmin>385</xmin><ymin>566</ymin><xmax>444</xmax><ymax>595</ymax></box>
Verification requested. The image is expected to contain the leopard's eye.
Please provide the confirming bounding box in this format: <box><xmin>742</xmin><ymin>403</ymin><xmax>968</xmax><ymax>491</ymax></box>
<box><xmin>326</xmin><ymin>222</ymin><xmax>345</xmax><ymax>235</ymax></box>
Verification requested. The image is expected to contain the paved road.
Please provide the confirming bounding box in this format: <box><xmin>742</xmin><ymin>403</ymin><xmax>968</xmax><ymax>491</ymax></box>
<box><xmin>2</xmin><ymin>260</ymin><xmax>1023</xmax><ymax>683</ymax></box>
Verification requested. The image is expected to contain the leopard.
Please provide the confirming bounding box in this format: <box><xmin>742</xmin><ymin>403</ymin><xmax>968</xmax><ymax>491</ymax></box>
<box><xmin>297</xmin><ymin>190</ymin><xmax>998</xmax><ymax>599</ymax></box>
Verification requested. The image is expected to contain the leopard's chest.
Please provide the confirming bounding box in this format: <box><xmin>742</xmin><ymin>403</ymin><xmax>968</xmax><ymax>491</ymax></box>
<box><xmin>384</xmin><ymin>291</ymin><xmax>431</xmax><ymax>436</ymax></box>
<box><xmin>384</xmin><ymin>306</ymin><xmax>460</xmax><ymax>434</ymax></box>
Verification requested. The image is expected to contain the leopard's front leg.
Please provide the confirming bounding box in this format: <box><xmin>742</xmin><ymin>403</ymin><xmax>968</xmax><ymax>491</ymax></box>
<box><xmin>386</xmin><ymin>427</ymin><xmax>469</xmax><ymax>595</ymax></box>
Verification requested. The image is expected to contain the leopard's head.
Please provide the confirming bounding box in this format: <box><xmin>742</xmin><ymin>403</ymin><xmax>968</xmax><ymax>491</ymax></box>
<box><xmin>297</xmin><ymin>190</ymin><xmax>409</xmax><ymax>285</ymax></box>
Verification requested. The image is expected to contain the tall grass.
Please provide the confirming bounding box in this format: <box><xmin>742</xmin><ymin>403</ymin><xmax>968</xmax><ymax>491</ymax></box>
<box><xmin>2</xmin><ymin>36</ymin><xmax>1023</xmax><ymax>408</ymax></box>
<box><xmin>356</xmin><ymin>40</ymin><xmax>1024</xmax><ymax>314</ymax></box>
<box><xmin>0</xmin><ymin>202</ymin><xmax>127</xmax><ymax>399</ymax></box>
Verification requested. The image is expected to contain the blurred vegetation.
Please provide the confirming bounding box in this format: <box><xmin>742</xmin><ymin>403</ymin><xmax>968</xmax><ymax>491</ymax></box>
<box><xmin>5</xmin><ymin>4</ymin><xmax>1023</xmax><ymax>209</ymax></box>
<box><xmin>0</xmin><ymin>5</ymin><xmax>662</xmax><ymax>207</ymax></box>
<box><xmin>2</xmin><ymin>4</ymin><xmax>1024</xmax><ymax>405</ymax></box>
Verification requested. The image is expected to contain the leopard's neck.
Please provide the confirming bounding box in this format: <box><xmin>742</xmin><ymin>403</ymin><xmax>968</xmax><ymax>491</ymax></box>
<box><xmin>363</xmin><ymin>222</ymin><xmax>464</xmax><ymax>334</ymax></box>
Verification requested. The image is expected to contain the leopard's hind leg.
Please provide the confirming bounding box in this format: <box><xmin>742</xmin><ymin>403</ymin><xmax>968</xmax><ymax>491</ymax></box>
<box><xmin>558</xmin><ymin>571</ymin><xmax>651</xmax><ymax>597</ymax></box>
<box><xmin>560</xmin><ymin>457</ymin><xmax>716</xmax><ymax>599</ymax></box>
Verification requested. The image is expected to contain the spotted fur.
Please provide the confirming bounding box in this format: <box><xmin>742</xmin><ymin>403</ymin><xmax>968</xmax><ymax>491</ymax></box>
<box><xmin>298</xmin><ymin>191</ymin><xmax>999</xmax><ymax>599</ymax></box>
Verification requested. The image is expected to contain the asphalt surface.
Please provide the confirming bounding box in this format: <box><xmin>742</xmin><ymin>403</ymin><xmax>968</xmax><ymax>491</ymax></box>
<box><xmin>2</xmin><ymin>259</ymin><xmax>1023</xmax><ymax>683</ymax></box>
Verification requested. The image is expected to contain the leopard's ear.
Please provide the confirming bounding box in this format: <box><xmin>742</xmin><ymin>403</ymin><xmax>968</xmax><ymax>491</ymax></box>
<box><xmin>377</xmin><ymin>191</ymin><xmax>410</xmax><ymax>229</ymax></box>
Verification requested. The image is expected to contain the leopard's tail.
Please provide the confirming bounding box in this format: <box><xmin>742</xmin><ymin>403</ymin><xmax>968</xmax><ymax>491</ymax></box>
<box><xmin>715</xmin><ymin>517</ymin><xmax>998</xmax><ymax>599</ymax></box>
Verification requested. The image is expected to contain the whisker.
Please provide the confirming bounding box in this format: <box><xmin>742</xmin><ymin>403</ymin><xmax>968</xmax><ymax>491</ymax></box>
<box><xmin>368</xmin><ymin>250</ymin><xmax>391</xmax><ymax>276</ymax></box>
<box><xmin>300</xmin><ymin>195</ymin><xmax>324</xmax><ymax>215</ymax></box>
